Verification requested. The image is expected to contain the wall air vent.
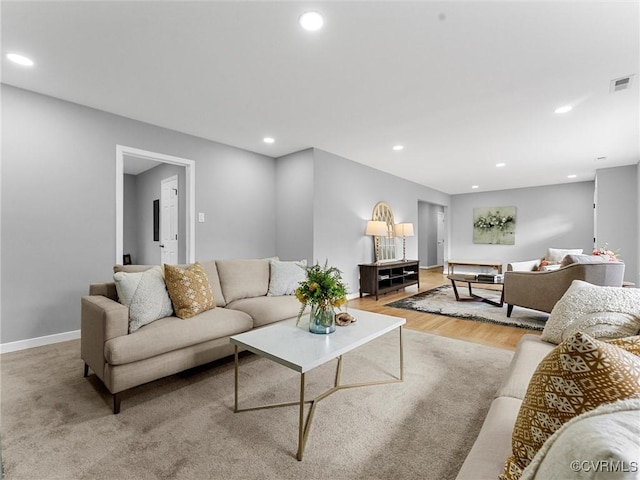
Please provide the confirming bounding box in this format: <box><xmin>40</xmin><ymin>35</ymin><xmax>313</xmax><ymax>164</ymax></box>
<box><xmin>610</xmin><ymin>75</ymin><xmax>634</xmax><ymax>93</ymax></box>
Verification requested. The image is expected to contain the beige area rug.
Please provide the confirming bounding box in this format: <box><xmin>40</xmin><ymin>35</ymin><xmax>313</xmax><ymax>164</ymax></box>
<box><xmin>387</xmin><ymin>285</ymin><xmax>549</xmax><ymax>331</ymax></box>
<box><xmin>1</xmin><ymin>329</ymin><xmax>513</xmax><ymax>480</ymax></box>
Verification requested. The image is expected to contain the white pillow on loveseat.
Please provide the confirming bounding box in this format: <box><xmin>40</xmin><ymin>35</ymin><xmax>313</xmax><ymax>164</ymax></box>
<box><xmin>545</xmin><ymin>247</ymin><xmax>583</xmax><ymax>264</ymax></box>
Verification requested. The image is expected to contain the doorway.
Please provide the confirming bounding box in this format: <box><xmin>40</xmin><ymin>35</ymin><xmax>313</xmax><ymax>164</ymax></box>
<box><xmin>417</xmin><ymin>201</ymin><xmax>446</xmax><ymax>269</ymax></box>
<box><xmin>116</xmin><ymin>145</ymin><xmax>196</xmax><ymax>265</ymax></box>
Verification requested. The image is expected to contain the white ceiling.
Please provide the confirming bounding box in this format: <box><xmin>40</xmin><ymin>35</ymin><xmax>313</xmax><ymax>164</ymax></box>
<box><xmin>2</xmin><ymin>1</ymin><xmax>638</xmax><ymax>194</ymax></box>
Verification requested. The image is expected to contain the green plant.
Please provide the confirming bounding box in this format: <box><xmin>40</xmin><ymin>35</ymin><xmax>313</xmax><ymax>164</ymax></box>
<box><xmin>295</xmin><ymin>261</ymin><xmax>348</xmax><ymax>325</ymax></box>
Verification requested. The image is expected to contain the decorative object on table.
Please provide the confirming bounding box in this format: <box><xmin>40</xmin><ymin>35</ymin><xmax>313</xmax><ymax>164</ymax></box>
<box><xmin>367</xmin><ymin>202</ymin><xmax>397</xmax><ymax>263</ymax></box>
<box><xmin>295</xmin><ymin>261</ymin><xmax>348</xmax><ymax>334</ymax></box>
<box><xmin>473</xmin><ymin>206</ymin><xmax>516</xmax><ymax>245</ymax></box>
<box><xmin>335</xmin><ymin>311</ymin><xmax>357</xmax><ymax>326</ymax></box>
<box><xmin>592</xmin><ymin>243</ymin><xmax>622</xmax><ymax>262</ymax></box>
<box><xmin>394</xmin><ymin>223</ymin><xmax>414</xmax><ymax>262</ymax></box>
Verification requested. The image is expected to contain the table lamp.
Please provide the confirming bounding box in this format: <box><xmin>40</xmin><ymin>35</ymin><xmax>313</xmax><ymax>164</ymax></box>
<box><xmin>394</xmin><ymin>223</ymin><xmax>414</xmax><ymax>261</ymax></box>
<box><xmin>365</xmin><ymin>220</ymin><xmax>389</xmax><ymax>263</ymax></box>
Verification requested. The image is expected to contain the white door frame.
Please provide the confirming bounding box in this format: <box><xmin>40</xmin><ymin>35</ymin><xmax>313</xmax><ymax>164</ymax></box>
<box><xmin>116</xmin><ymin>145</ymin><xmax>196</xmax><ymax>265</ymax></box>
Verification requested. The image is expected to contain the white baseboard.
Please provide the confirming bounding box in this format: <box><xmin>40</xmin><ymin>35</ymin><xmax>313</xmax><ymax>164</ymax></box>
<box><xmin>420</xmin><ymin>264</ymin><xmax>444</xmax><ymax>270</ymax></box>
<box><xmin>1</xmin><ymin>330</ymin><xmax>80</xmax><ymax>354</ymax></box>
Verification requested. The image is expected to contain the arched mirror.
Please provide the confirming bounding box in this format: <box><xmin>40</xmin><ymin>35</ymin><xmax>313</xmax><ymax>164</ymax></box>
<box><xmin>372</xmin><ymin>202</ymin><xmax>397</xmax><ymax>262</ymax></box>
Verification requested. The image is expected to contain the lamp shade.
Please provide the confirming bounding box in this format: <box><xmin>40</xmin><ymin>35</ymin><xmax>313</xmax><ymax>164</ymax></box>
<box><xmin>394</xmin><ymin>223</ymin><xmax>414</xmax><ymax>237</ymax></box>
<box><xmin>365</xmin><ymin>220</ymin><xmax>388</xmax><ymax>236</ymax></box>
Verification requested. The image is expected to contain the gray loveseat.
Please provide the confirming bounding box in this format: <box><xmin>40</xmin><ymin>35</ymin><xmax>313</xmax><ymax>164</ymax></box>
<box><xmin>81</xmin><ymin>258</ymin><xmax>302</xmax><ymax>413</ymax></box>
<box><xmin>504</xmin><ymin>254</ymin><xmax>625</xmax><ymax>317</ymax></box>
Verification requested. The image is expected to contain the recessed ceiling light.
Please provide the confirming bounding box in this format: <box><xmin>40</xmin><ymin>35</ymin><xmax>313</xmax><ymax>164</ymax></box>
<box><xmin>6</xmin><ymin>53</ymin><xmax>34</xmax><ymax>66</ymax></box>
<box><xmin>263</xmin><ymin>137</ymin><xmax>275</xmax><ymax>144</ymax></box>
<box><xmin>567</xmin><ymin>174</ymin><xmax>577</xmax><ymax>179</ymax></box>
<box><xmin>554</xmin><ymin>105</ymin><xmax>572</xmax><ymax>114</ymax></box>
<box><xmin>299</xmin><ymin>11</ymin><xmax>323</xmax><ymax>31</ymax></box>
<box><xmin>471</xmin><ymin>185</ymin><xmax>479</xmax><ymax>189</ymax></box>
<box><xmin>496</xmin><ymin>162</ymin><xmax>506</xmax><ymax>168</ymax></box>
<box><xmin>392</xmin><ymin>145</ymin><xmax>404</xmax><ymax>151</ymax></box>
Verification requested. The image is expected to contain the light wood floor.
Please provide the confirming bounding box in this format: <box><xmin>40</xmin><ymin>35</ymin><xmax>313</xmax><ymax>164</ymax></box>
<box><xmin>348</xmin><ymin>267</ymin><xmax>540</xmax><ymax>351</ymax></box>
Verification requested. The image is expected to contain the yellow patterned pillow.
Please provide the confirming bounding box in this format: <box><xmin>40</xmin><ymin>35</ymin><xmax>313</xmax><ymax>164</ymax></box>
<box><xmin>164</xmin><ymin>263</ymin><xmax>215</xmax><ymax>319</ymax></box>
<box><xmin>607</xmin><ymin>335</ymin><xmax>640</xmax><ymax>354</ymax></box>
<box><xmin>500</xmin><ymin>332</ymin><xmax>640</xmax><ymax>480</ymax></box>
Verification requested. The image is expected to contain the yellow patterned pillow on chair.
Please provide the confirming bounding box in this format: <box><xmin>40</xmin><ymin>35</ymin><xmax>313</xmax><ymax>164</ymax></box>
<box><xmin>500</xmin><ymin>332</ymin><xmax>640</xmax><ymax>480</ymax></box>
<box><xmin>164</xmin><ymin>263</ymin><xmax>215</xmax><ymax>319</ymax></box>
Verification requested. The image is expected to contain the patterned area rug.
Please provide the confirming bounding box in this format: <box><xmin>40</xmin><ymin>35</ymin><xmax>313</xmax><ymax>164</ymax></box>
<box><xmin>387</xmin><ymin>285</ymin><xmax>549</xmax><ymax>331</ymax></box>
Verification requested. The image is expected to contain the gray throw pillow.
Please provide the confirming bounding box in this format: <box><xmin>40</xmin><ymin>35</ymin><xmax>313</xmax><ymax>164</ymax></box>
<box><xmin>114</xmin><ymin>265</ymin><xmax>174</xmax><ymax>333</ymax></box>
<box><xmin>267</xmin><ymin>259</ymin><xmax>307</xmax><ymax>296</ymax></box>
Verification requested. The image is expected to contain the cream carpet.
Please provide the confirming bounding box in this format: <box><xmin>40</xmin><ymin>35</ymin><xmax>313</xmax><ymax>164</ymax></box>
<box><xmin>387</xmin><ymin>285</ymin><xmax>549</xmax><ymax>331</ymax></box>
<box><xmin>1</xmin><ymin>329</ymin><xmax>513</xmax><ymax>480</ymax></box>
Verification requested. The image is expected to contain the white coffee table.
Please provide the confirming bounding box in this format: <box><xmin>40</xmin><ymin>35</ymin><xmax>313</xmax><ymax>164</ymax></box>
<box><xmin>230</xmin><ymin>309</ymin><xmax>405</xmax><ymax>461</ymax></box>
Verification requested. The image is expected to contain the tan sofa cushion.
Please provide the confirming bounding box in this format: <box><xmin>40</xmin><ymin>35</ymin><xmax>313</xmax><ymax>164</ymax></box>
<box><xmin>216</xmin><ymin>258</ymin><xmax>272</xmax><ymax>303</ymax></box>
<box><xmin>495</xmin><ymin>334</ymin><xmax>555</xmax><ymax>400</ymax></box>
<box><xmin>226</xmin><ymin>295</ymin><xmax>302</xmax><ymax>328</ymax></box>
<box><xmin>455</xmin><ymin>396</ymin><xmax>523</xmax><ymax>480</ymax></box>
<box><xmin>199</xmin><ymin>260</ymin><xmax>226</xmax><ymax>307</ymax></box>
<box><xmin>104</xmin><ymin>307</ymin><xmax>252</xmax><ymax>365</ymax></box>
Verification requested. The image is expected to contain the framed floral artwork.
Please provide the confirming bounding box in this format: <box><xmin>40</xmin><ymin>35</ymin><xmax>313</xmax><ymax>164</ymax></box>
<box><xmin>473</xmin><ymin>206</ymin><xmax>516</xmax><ymax>245</ymax></box>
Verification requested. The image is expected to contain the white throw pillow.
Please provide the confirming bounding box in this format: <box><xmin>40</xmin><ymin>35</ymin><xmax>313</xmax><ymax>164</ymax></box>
<box><xmin>521</xmin><ymin>398</ymin><xmax>640</xmax><ymax>480</ymax></box>
<box><xmin>540</xmin><ymin>264</ymin><xmax>561</xmax><ymax>272</ymax></box>
<box><xmin>541</xmin><ymin>280</ymin><xmax>640</xmax><ymax>344</ymax></box>
<box><xmin>267</xmin><ymin>259</ymin><xmax>307</xmax><ymax>296</ymax></box>
<box><xmin>114</xmin><ymin>265</ymin><xmax>174</xmax><ymax>333</ymax></box>
<box><xmin>545</xmin><ymin>247</ymin><xmax>583</xmax><ymax>264</ymax></box>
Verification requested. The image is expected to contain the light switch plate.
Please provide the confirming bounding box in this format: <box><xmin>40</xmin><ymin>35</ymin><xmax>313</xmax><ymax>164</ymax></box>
<box><xmin>198</xmin><ymin>212</ymin><xmax>205</xmax><ymax>223</ymax></box>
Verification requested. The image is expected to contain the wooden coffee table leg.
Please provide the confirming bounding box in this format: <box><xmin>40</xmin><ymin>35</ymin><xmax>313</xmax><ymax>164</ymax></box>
<box><xmin>450</xmin><ymin>280</ymin><xmax>461</xmax><ymax>301</ymax></box>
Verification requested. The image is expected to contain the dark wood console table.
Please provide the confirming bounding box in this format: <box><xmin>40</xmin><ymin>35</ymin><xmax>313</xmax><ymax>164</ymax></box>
<box><xmin>358</xmin><ymin>260</ymin><xmax>419</xmax><ymax>300</ymax></box>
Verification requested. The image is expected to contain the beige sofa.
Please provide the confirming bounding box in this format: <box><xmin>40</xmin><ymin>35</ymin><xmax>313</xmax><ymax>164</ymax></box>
<box><xmin>504</xmin><ymin>254</ymin><xmax>625</xmax><ymax>317</ymax></box>
<box><xmin>81</xmin><ymin>258</ymin><xmax>302</xmax><ymax>413</ymax></box>
<box><xmin>458</xmin><ymin>332</ymin><xmax>640</xmax><ymax>479</ymax></box>
<box><xmin>456</xmin><ymin>334</ymin><xmax>555</xmax><ymax>479</ymax></box>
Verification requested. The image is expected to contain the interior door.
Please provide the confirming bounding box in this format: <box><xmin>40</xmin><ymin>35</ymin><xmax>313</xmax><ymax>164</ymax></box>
<box><xmin>160</xmin><ymin>175</ymin><xmax>179</xmax><ymax>265</ymax></box>
<box><xmin>436</xmin><ymin>211</ymin><xmax>445</xmax><ymax>266</ymax></box>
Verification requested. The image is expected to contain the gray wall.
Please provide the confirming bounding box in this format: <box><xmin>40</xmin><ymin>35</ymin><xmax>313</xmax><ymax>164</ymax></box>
<box><xmin>311</xmin><ymin>149</ymin><xmax>450</xmax><ymax>295</ymax></box>
<box><xmin>595</xmin><ymin>165</ymin><xmax>638</xmax><ymax>284</ymax></box>
<box><xmin>133</xmin><ymin>163</ymin><xmax>186</xmax><ymax>265</ymax></box>
<box><xmin>449</xmin><ymin>182</ymin><xmax>595</xmax><ymax>271</ymax></box>
<box><xmin>275</xmin><ymin>149</ymin><xmax>314</xmax><ymax>263</ymax></box>
<box><xmin>1</xmin><ymin>85</ymin><xmax>276</xmax><ymax>344</ymax></box>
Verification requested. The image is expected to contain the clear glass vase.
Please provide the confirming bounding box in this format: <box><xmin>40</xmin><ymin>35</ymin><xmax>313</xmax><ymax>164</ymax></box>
<box><xmin>309</xmin><ymin>305</ymin><xmax>336</xmax><ymax>334</ymax></box>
